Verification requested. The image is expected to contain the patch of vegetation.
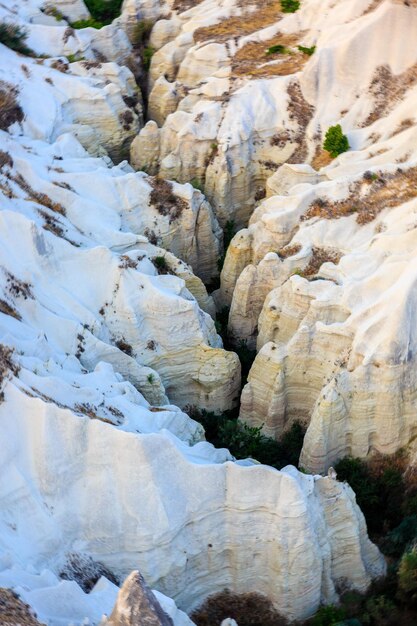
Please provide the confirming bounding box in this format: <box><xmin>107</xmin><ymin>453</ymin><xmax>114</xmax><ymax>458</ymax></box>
<box><xmin>266</xmin><ymin>44</ymin><xmax>290</xmax><ymax>55</ymax></box>
<box><xmin>217</xmin><ymin>219</ymin><xmax>236</xmax><ymax>272</ymax></box>
<box><xmin>188</xmin><ymin>406</ymin><xmax>305</xmax><ymax>469</ymax></box>
<box><xmin>131</xmin><ymin>20</ymin><xmax>153</xmax><ymax>46</ymax></box>
<box><xmin>66</xmin><ymin>53</ymin><xmax>85</xmax><ymax>62</ymax></box>
<box><xmin>190</xmin><ymin>177</ymin><xmax>204</xmax><ymax>193</ymax></box>
<box><xmin>42</xmin><ymin>5</ymin><xmax>65</xmax><ymax>21</ymax></box>
<box><xmin>147</xmin><ymin>373</ymin><xmax>155</xmax><ymax>384</ymax></box>
<box><xmin>298</xmin><ymin>44</ymin><xmax>316</xmax><ymax>56</ymax></box>
<box><xmin>115</xmin><ymin>339</ymin><xmax>133</xmax><ymax>356</ymax></box>
<box><xmin>191</xmin><ymin>589</ymin><xmax>289</xmax><ymax>626</ymax></box>
<box><xmin>152</xmin><ymin>255</ymin><xmax>172</xmax><ymax>275</ymax></box>
<box><xmin>149</xmin><ymin>177</ymin><xmax>188</xmax><ymax>224</ymax></box>
<box><xmin>143</xmin><ymin>45</ymin><xmax>155</xmax><ymax>70</ymax></box>
<box><xmin>335</xmin><ymin>453</ymin><xmax>414</xmax><ymax>536</ymax></box>
<box><xmin>84</xmin><ymin>0</ymin><xmax>123</xmax><ymax>24</ymax></box>
<box><xmin>71</xmin><ymin>18</ymin><xmax>105</xmax><ymax>29</ymax></box>
<box><xmin>0</xmin><ymin>82</ymin><xmax>24</xmax><ymax>131</ymax></box>
<box><xmin>0</xmin><ymin>23</ymin><xmax>32</xmax><ymax>55</ymax></box>
<box><xmin>323</xmin><ymin>124</ymin><xmax>350</xmax><ymax>158</ymax></box>
<box><xmin>60</xmin><ymin>552</ymin><xmax>119</xmax><ymax>592</ymax></box>
<box><xmin>281</xmin><ymin>0</ymin><xmax>300</xmax><ymax>12</ymax></box>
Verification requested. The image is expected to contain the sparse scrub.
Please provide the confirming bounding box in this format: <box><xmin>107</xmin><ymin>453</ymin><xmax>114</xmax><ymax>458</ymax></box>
<box><xmin>0</xmin><ymin>23</ymin><xmax>32</xmax><ymax>55</ymax></box>
<box><xmin>149</xmin><ymin>177</ymin><xmax>187</xmax><ymax>223</ymax></box>
<box><xmin>323</xmin><ymin>124</ymin><xmax>350</xmax><ymax>158</ymax></box>
<box><xmin>71</xmin><ymin>18</ymin><xmax>105</xmax><ymax>29</ymax></box>
<box><xmin>187</xmin><ymin>406</ymin><xmax>305</xmax><ymax>470</ymax></box>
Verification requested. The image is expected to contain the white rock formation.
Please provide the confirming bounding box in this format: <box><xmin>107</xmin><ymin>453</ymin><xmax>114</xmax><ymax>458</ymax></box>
<box><xmin>0</xmin><ymin>3</ymin><xmax>390</xmax><ymax>625</ymax></box>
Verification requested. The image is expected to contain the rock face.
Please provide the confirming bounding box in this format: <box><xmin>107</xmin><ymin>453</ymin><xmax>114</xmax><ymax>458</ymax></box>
<box><xmin>105</xmin><ymin>572</ymin><xmax>174</xmax><ymax>626</ymax></box>
<box><xmin>0</xmin><ymin>1</ymin><xmax>389</xmax><ymax>625</ymax></box>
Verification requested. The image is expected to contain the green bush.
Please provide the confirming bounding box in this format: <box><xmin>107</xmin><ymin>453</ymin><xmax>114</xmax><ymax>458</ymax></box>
<box><xmin>266</xmin><ymin>44</ymin><xmax>289</xmax><ymax>55</ymax></box>
<box><xmin>335</xmin><ymin>456</ymin><xmax>405</xmax><ymax>535</ymax></box>
<box><xmin>0</xmin><ymin>23</ymin><xmax>32</xmax><ymax>55</ymax></box>
<box><xmin>84</xmin><ymin>0</ymin><xmax>123</xmax><ymax>24</ymax></box>
<box><xmin>281</xmin><ymin>0</ymin><xmax>300</xmax><ymax>12</ymax></box>
<box><xmin>323</xmin><ymin>124</ymin><xmax>350</xmax><ymax>158</ymax></box>
<box><xmin>188</xmin><ymin>407</ymin><xmax>305</xmax><ymax>470</ymax></box>
<box><xmin>298</xmin><ymin>44</ymin><xmax>316</xmax><ymax>56</ymax></box>
<box><xmin>398</xmin><ymin>547</ymin><xmax>417</xmax><ymax>605</ymax></box>
<box><xmin>311</xmin><ymin>605</ymin><xmax>345</xmax><ymax>626</ymax></box>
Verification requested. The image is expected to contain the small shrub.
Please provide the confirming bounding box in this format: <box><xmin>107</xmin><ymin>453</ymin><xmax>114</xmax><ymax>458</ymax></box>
<box><xmin>281</xmin><ymin>0</ymin><xmax>300</xmax><ymax>12</ymax></box>
<box><xmin>147</xmin><ymin>373</ymin><xmax>155</xmax><ymax>384</ymax></box>
<box><xmin>66</xmin><ymin>53</ymin><xmax>85</xmax><ymax>62</ymax></box>
<box><xmin>298</xmin><ymin>44</ymin><xmax>316</xmax><ymax>56</ymax></box>
<box><xmin>152</xmin><ymin>255</ymin><xmax>171</xmax><ymax>274</ymax></box>
<box><xmin>266</xmin><ymin>44</ymin><xmax>289</xmax><ymax>55</ymax></box>
<box><xmin>323</xmin><ymin>124</ymin><xmax>350</xmax><ymax>158</ymax></box>
<box><xmin>143</xmin><ymin>45</ymin><xmax>155</xmax><ymax>70</ymax></box>
<box><xmin>0</xmin><ymin>23</ymin><xmax>32</xmax><ymax>55</ymax></box>
<box><xmin>398</xmin><ymin>547</ymin><xmax>417</xmax><ymax>605</ymax></box>
<box><xmin>60</xmin><ymin>552</ymin><xmax>118</xmax><ymax>592</ymax></box>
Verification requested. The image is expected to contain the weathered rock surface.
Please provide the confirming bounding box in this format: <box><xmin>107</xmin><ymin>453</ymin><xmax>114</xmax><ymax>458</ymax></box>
<box><xmin>104</xmin><ymin>571</ymin><xmax>174</xmax><ymax>626</ymax></box>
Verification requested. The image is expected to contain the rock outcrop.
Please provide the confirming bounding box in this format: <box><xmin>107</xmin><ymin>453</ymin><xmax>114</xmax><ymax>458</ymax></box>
<box><xmin>104</xmin><ymin>571</ymin><xmax>174</xmax><ymax>626</ymax></box>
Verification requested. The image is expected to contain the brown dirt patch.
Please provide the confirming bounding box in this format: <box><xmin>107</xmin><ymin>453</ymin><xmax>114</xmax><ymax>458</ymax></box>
<box><xmin>194</xmin><ymin>0</ymin><xmax>283</xmax><ymax>44</ymax></box>
<box><xmin>0</xmin><ymin>589</ymin><xmax>43</xmax><ymax>626</ymax></box>
<box><xmin>302</xmin><ymin>167</ymin><xmax>417</xmax><ymax>225</ymax></box>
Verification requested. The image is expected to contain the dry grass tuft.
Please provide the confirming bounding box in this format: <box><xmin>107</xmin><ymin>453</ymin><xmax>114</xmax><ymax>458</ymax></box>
<box><xmin>302</xmin><ymin>167</ymin><xmax>417</xmax><ymax>225</ymax></box>
<box><xmin>0</xmin><ymin>150</ymin><xmax>13</xmax><ymax>169</ymax></box>
<box><xmin>0</xmin><ymin>82</ymin><xmax>24</xmax><ymax>130</ymax></box>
